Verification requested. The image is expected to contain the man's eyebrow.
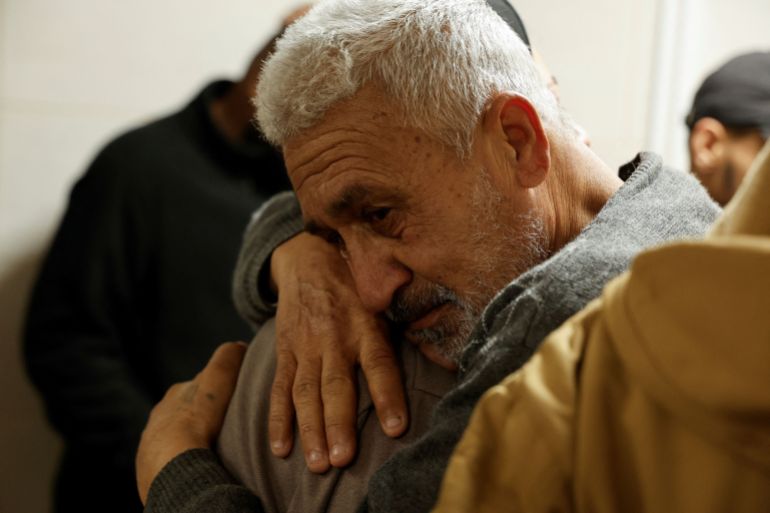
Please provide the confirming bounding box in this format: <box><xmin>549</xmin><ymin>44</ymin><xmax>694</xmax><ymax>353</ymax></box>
<box><xmin>304</xmin><ymin>219</ymin><xmax>328</xmax><ymax>237</ymax></box>
<box><xmin>327</xmin><ymin>183</ymin><xmax>405</xmax><ymax>219</ymax></box>
<box><xmin>302</xmin><ymin>185</ymin><xmax>371</xmax><ymax>236</ymax></box>
<box><xmin>327</xmin><ymin>184</ymin><xmax>369</xmax><ymax>219</ymax></box>
<box><xmin>303</xmin><ymin>183</ymin><xmax>407</xmax><ymax>235</ymax></box>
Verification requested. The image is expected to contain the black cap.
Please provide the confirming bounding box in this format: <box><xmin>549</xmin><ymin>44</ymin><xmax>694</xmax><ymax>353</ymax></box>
<box><xmin>686</xmin><ymin>51</ymin><xmax>770</xmax><ymax>138</ymax></box>
<box><xmin>486</xmin><ymin>0</ymin><xmax>530</xmax><ymax>51</ymax></box>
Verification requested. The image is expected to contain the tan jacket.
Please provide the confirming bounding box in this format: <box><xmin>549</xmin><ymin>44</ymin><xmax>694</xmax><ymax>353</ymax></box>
<box><xmin>433</xmin><ymin>141</ymin><xmax>770</xmax><ymax>513</ymax></box>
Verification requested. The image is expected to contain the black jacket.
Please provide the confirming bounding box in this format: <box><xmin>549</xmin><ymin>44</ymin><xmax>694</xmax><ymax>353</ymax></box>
<box><xmin>24</xmin><ymin>81</ymin><xmax>290</xmax><ymax>513</ymax></box>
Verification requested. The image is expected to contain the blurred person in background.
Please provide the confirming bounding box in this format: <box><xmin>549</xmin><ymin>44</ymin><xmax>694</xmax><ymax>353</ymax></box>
<box><xmin>687</xmin><ymin>51</ymin><xmax>770</xmax><ymax>206</ymax></box>
<box><xmin>22</xmin><ymin>7</ymin><xmax>308</xmax><ymax>513</ymax></box>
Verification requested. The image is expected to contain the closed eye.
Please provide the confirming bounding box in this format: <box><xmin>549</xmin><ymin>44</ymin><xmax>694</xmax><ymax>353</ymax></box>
<box><xmin>324</xmin><ymin>231</ymin><xmax>350</xmax><ymax>260</ymax></box>
<box><xmin>324</xmin><ymin>230</ymin><xmax>346</xmax><ymax>251</ymax></box>
<box><xmin>362</xmin><ymin>207</ymin><xmax>391</xmax><ymax>223</ymax></box>
<box><xmin>363</xmin><ymin>207</ymin><xmax>402</xmax><ymax>238</ymax></box>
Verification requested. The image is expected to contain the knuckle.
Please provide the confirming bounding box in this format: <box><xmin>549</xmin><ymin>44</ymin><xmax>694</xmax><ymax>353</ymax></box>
<box><xmin>165</xmin><ymin>381</ymin><xmax>187</xmax><ymax>398</ymax></box>
<box><xmin>268</xmin><ymin>412</ymin><xmax>291</xmax><ymax>425</ymax></box>
<box><xmin>371</xmin><ymin>389</ymin><xmax>398</xmax><ymax>408</ymax></box>
<box><xmin>298</xmin><ymin>420</ymin><xmax>318</xmax><ymax>436</ymax></box>
<box><xmin>271</xmin><ymin>375</ymin><xmax>294</xmax><ymax>395</ymax></box>
<box><xmin>269</xmin><ymin>395</ymin><xmax>290</xmax><ymax>414</ymax></box>
<box><xmin>276</xmin><ymin>347</ymin><xmax>296</xmax><ymax>362</ymax></box>
<box><xmin>293</xmin><ymin>379</ymin><xmax>319</xmax><ymax>401</ymax></box>
<box><xmin>275</xmin><ymin>327</ymin><xmax>296</xmax><ymax>349</ymax></box>
<box><xmin>207</xmin><ymin>357</ymin><xmax>234</xmax><ymax>375</ymax></box>
<box><xmin>323</xmin><ymin>419</ymin><xmax>350</xmax><ymax>432</ymax></box>
<box><xmin>278</xmin><ymin>366</ymin><xmax>299</xmax><ymax>385</ymax></box>
<box><xmin>321</xmin><ymin>373</ymin><xmax>354</xmax><ymax>394</ymax></box>
<box><xmin>361</xmin><ymin>345</ymin><xmax>396</xmax><ymax>372</ymax></box>
<box><xmin>206</xmin><ymin>362</ymin><xmax>226</xmax><ymax>377</ymax></box>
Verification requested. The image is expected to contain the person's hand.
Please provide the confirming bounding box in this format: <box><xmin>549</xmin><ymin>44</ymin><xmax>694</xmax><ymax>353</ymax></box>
<box><xmin>268</xmin><ymin>232</ymin><xmax>408</xmax><ymax>473</ymax></box>
<box><xmin>135</xmin><ymin>342</ymin><xmax>247</xmax><ymax>505</ymax></box>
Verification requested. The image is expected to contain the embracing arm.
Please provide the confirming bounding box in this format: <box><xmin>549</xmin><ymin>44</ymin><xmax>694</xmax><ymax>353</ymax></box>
<box><xmin>232</xmin><ymin>191</ymin><xmax>304</xmax><ymax>329</ymax></box>
<box><xmin>231</xmin><ymin>192</ymin><xmax>408</xmax><ymax>472</ymax></box>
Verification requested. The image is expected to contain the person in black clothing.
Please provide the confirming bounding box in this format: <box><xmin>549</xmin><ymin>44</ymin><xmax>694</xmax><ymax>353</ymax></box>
<box><xmin>22</xmin><ymin>10</ymin><xmax>306</xmax><ymax>512</ymax></box>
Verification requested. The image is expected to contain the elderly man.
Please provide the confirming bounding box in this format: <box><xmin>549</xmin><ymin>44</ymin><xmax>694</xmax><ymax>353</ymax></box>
<box><xmin>212</xmin><ymin>3</ymin><xmax>535</xmax><ymax>511</ymax></box>
<box><xmin>687</xmin><ymin>51</ymin><xmax>770</xmax><ymax>205</ymax></box>
<box><xmin>136</xmin><ymin>1</ymin><xmax>719</xmax><ymax>512</ymax></box>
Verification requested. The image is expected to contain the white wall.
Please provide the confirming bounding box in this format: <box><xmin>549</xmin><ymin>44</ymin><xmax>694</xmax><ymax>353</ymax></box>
<box><xmin>2</xmin><ymin>1</ymin><xmax>769</xmax><ymax>512</ymax></box>
<box><xmin>0</xmin><ymin>2</ymin><xmax>296</xmax><ymax>512</ymax></box>
<box><xmin>516</xmin><ymin>0</ymin><xmax>660</xmax><ymax>171</ymax></box>
<box><xmin>518</xmin><ymin>0</ymin><xmax>770</xmax><ymax>172</ymax></box>
<box><xmin>650</xmin><ymin>0</ymin><xmax>770</xmax><ymax>171</ymax></box>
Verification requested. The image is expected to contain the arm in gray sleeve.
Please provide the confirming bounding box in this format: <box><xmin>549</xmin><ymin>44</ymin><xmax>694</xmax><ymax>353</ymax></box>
<box><xmin>232</xmin><ymin>191</ymin><xmax>303</xmax><ymax>329</ymax></box>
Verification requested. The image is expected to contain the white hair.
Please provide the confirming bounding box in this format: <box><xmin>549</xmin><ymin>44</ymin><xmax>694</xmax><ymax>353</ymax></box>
<box><xmin>256</xmin><ymin>0</ymin><xmax>561</xmax><ymax>155</ymax></box>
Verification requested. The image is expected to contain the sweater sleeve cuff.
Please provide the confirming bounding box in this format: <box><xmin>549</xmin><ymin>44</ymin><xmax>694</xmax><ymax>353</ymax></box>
<box><xmin>146</xmin><ymin>448</ymin><xmax>265</xmax><ymax>513</ymax></box>
<box><xmin>145</xmin><ymin>448</ymin><xmax>236</xmax><ymax>511</ymax></box>
<box><xmin>232</xmin><ymin>191</ymin><xmax>303</xmax><ymax>329</ymax></box>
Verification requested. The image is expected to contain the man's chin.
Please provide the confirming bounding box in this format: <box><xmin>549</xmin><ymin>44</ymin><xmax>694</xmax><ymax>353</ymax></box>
<box><xmin>417</xmin><ymin>343</ymin><xmax>459</xmax><ymax>371</ymax></box>
<box><xmin>402</xmin><ymin>305</ymin><xmax>480</xmax><ymax>371</ymax></box>
<box><xmin>404</xmin><ymin>323</ymin><xmax>464</xmax><ymax>371</ymax></box>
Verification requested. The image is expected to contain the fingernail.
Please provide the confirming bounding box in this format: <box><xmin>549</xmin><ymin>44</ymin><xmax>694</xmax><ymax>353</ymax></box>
<box><xmin>385</xmin><ymin>416</ymin><xmax>402</xmax><ymax>429</ymax></box>
<box><xmin>330</xmin><ymin>444</ymin><xmax>345</xmax><ymax>460</ymax></box>
<box><xmin>308</xmin><ymin>449</ymin><xmax>324</xmax><ymax>464</ymax></box>
<box><xmin>272</xmin><ymin>440</ymin><xmax>285</xmax><ymax>452</ymax></box>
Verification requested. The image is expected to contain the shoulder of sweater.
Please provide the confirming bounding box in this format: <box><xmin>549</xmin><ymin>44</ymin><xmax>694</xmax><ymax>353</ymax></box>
<box><xmin>463</xmin><ymin>158</ymin><xmax>719</xmax><ymax>372</ymax></box>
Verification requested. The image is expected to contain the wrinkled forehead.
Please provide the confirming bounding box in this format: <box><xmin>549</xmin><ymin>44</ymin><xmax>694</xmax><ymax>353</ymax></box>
<box><xmin>282</xmin><ymin>85</ymin><xmax>424</xmax><ymax>192</ymax></box>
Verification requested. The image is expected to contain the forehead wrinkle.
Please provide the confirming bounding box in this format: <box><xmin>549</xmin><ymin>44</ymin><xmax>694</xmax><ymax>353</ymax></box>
<box><xmin>295</xmin><ymin>154</ymin><xmax>375</xmax><ymax>194</ymax></box>
<box><xmin>289</xmin><ymin>126</ymin><xmax>395</xmax><ymax>190</ymax></box>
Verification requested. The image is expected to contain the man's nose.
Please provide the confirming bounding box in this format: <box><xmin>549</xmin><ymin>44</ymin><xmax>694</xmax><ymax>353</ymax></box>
<box><xmin>342</xmin><ymin>231</ymin><xmax>411</xmax><ymax>314</ymax></box>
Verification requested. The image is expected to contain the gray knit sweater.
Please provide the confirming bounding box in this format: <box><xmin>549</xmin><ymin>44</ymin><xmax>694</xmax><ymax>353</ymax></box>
<box><xmin>146</xmin><ymin>153</ymin><xmax>719</xmax><ymax>513</ymax></box>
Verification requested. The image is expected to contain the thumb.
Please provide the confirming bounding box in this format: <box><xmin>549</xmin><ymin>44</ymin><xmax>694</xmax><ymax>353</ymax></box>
<box><xmin>197</xmin><ymin>341</ymin><xmax>248</xmax><ymax>429</ymax></box>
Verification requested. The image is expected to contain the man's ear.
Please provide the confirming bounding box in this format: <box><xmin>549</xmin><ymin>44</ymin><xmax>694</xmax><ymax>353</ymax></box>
<box><xmin>689</xmin><ymin>117</ymin><xmax>728</xmax><ymax>175</ymax></box>
<box><xmin>483</xmin><ymin>92</ymin><xmax>550</xmax><ymax>189</ymax></box>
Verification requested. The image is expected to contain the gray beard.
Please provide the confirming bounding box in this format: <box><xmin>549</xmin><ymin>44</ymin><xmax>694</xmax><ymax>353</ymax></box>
<box><xmin>436</xmin><ymin>210</ymin><xmax>548</xmax><ymax>365</ymax></box>
<box><xmin>387</xmin><ymin>171</ymin><xmax>549</xmax><ymax>366</ymax></box>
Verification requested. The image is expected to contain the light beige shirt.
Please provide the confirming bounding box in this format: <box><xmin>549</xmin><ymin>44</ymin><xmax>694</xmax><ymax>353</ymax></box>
<box><xmin>217</xmin><ymin>319</ymin><xmax>455</xmax><ymax>513</ymax></box>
